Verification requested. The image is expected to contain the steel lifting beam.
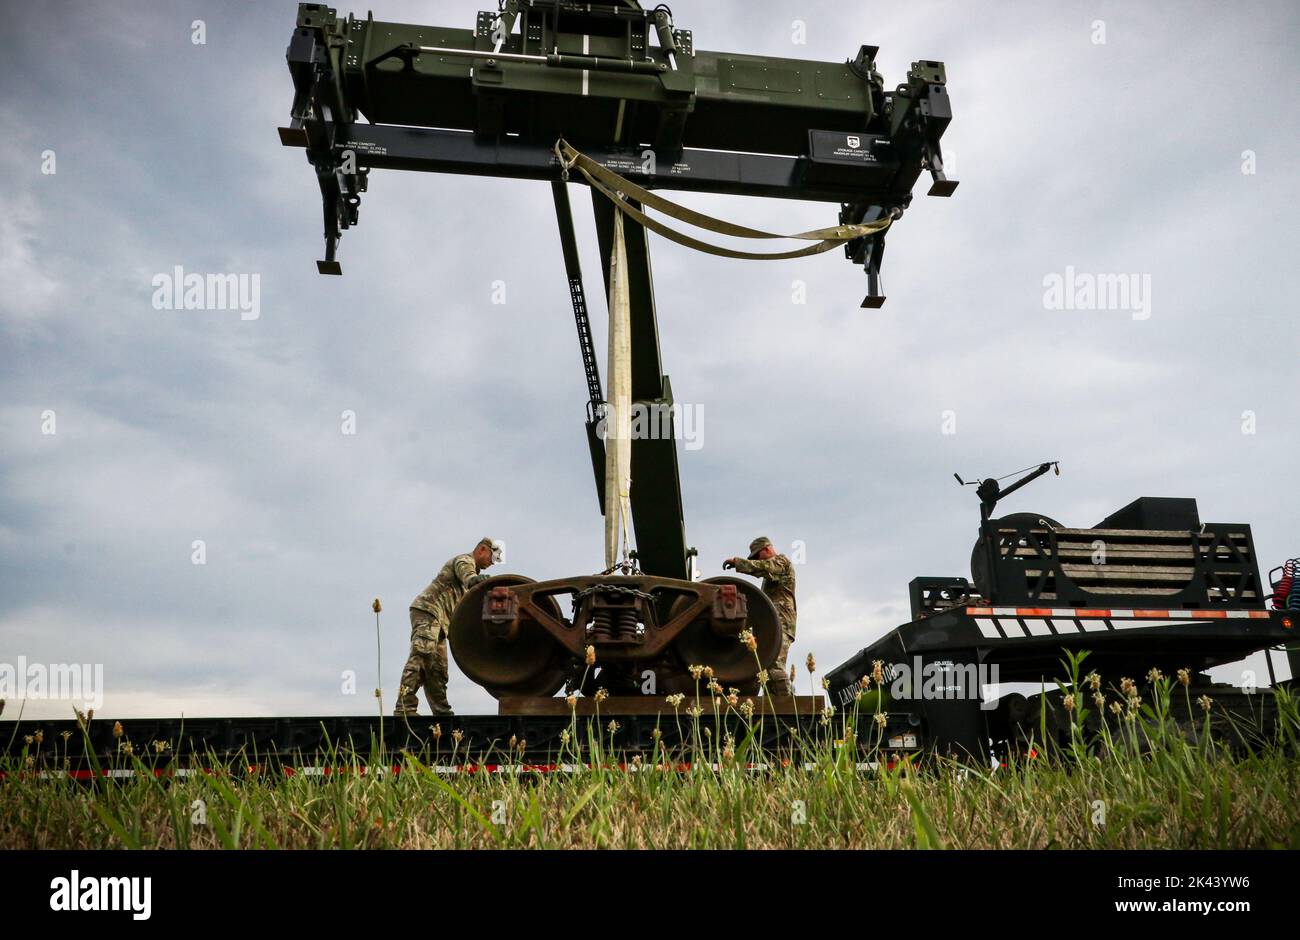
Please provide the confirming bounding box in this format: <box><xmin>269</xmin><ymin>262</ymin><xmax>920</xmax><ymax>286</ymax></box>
<box><xmin>285</xmin><ymin>123</ymin><xmax>913</xmax><ymax>203</ymax></box>
<box><xmin>280</xmin><ymin>121</ymin><xmax>926</xmax><ymax>304</ymax></box>
<box><xmin>281</xmin><ymin>2</ymin><xmax>957</xmax><ymax>295</ymax></box>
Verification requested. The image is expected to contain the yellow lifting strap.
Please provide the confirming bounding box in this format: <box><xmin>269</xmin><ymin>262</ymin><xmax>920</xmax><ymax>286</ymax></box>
<box><xmin>555</xmin><ymin>139</ymin><xmax>893</xmax><ymax>260</ymax></box>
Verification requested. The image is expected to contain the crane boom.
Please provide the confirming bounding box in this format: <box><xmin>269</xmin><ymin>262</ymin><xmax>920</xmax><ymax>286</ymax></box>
<box><xmin>280</xmin><ymin>1</ymin><xmax>957</xmax><ymax>577</ymax></box>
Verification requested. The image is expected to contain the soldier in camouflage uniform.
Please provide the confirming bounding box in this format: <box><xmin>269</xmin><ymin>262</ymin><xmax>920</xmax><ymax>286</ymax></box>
<box><xmin>725</xmin><ymin>536</ymin><xmax>796</xmax><ymax>696</ymax></box>
<box><xmin>395</xmin><ymin>537</ymin><xmax>500</xmax><ymax>717</ymax></box>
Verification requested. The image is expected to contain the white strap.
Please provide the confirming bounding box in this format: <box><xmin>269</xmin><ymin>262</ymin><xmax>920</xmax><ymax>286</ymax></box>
<box><xmin>604</xmin><ymin>210</ymin><xmax>634</xmax><ymax>571</ymax></box>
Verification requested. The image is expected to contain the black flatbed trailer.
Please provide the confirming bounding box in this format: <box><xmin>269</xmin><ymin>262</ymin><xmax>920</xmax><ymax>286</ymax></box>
<box><xmin>827</xmin><ymin>488</ymin><xmax>1299</xmax><ymax>761</ymax></box>
<box><xmin>828</xmin><ymin>604</ymin><xmax>1296</xmax><ymax>760</ymax></box>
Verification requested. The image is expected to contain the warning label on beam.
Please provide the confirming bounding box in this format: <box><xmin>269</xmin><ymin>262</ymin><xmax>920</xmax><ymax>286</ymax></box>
<box><xmin>807</xmin><ymin>130</ymin><xmax>883</xmax><ymax>165</ymax></box>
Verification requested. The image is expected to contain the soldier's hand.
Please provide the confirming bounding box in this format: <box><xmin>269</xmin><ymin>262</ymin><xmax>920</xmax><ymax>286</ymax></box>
<box><xmin>722</xmin><ymin>558</ymin><xmax>736</xmax><ymax>570</ymax></box>
<box><xmin>468</xmin><ymin>573</ymin><xmax>490</xmax><ymax>587</ymax></box>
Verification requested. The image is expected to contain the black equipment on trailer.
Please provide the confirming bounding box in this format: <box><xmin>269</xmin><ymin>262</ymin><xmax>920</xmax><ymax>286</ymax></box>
<box><xmin>828</xmin><ymin>468</ymin><xmax>1298</xmax><ymax>762</ymax></box>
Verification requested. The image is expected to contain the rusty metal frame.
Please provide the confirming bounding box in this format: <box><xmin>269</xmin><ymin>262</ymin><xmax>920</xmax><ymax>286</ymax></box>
<box><xmin>501</xmin><ymin>574</ymin><xmax>720</xmax><ymax>661</ymax></box>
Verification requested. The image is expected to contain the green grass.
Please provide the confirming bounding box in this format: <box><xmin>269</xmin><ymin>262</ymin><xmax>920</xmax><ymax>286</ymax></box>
<box><xmin>3</xmin><ymin>663</ymin><xmax>1299</xmax><ymax>849</ymax></box>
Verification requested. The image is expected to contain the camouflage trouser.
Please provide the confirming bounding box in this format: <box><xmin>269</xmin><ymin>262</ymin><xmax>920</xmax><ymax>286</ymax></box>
<box><xmin>765</xmin><ymin>622</ymin><xmax>796</xmax><ymax>696</ymax></box>
<box><xmin>395</xmin><ymin>610</ymin><xmax>452</xmax><ymax>716</ymax></box>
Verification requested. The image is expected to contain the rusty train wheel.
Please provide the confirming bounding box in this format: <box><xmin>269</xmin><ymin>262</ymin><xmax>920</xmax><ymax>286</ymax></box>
<box><xmin>668</xmin><ymin>576</ymin><xmax>782</xmax><ymax>683</ymax></box>
<box><xmin>448</xmin><ymin>575</ymin><xmax>568</xmax><ymax>695</ymax></box>
<box><xmin>484</xmin><ymin>659</ymin><xmax>569</xmax><ymax>700</ymax></box>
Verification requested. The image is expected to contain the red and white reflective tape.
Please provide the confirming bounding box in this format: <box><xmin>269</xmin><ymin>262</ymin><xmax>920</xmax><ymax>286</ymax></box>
<box><xmin>16</xmin><ymin>763</ymin><xmax>737</xmax><ymax>780</ymax></box>
<box><xmin>8</xmin><ymin>759</ymin><xmax>903</xmax><ymax>781</ymax></box>
<box><xmin>15</xmin><ymin>760</ymin><xmax>892</xmax><ymax>781</ymax></box>
<box><xmin>968</xmin><ymin>607</ymin><xmax>1271</xmax><ymax>619</ymax></box>
<box><xmin>967</xmin><ymin>606</ymin><xmax>1272</xmax><ymax>641</ymax></box>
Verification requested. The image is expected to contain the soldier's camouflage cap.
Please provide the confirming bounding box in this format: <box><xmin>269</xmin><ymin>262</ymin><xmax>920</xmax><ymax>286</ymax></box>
<box><xmin>748</xmin><ymin>536</ymin><xmax>773</xmax><ymax>559</ymax></box>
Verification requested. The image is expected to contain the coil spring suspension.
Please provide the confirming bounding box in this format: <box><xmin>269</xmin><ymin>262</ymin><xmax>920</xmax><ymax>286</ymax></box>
<box><xmin>589</xmin><ymin>607</ymin><xmax>613</xmax><ymax>640</ymax></box>
<box><xmin>615</xmin><ymin>607</ymin><xmax>640</xmax><ymax>638</ymax></box>
<box><xmin>585</xmin><ymin>594</ymin><xmax>644</xmax><ymax>641</ymax></box>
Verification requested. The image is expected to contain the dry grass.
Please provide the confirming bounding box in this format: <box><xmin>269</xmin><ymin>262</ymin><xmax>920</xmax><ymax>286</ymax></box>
<box><xmin>3</xmin><ymin>663</ymin><xmax>1298</xmax><ymax>850</ymax></box>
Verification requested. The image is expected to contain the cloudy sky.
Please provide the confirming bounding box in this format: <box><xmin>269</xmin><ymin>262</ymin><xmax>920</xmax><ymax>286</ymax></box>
<box><xmin>2</xmin><ymin>0</ymin><xmax>1297</xmax><ymax>721</ymax></box>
